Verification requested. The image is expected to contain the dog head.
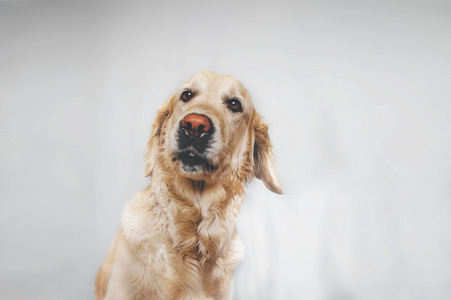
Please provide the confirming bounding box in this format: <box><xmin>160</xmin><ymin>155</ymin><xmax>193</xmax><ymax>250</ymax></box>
<box><xmin>144</xmin><ymin>71</ymin><xmax>282</xmax><ymax>194</ymax></box>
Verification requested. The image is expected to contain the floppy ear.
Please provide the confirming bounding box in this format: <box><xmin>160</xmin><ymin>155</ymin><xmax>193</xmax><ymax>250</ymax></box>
<box><xmin>252</xmin><ymin>112</ymin><xmax>283</xmax><ymax>194</ymax></box>
<box><xmin>144</xmin><ymin>94</ymin><xmax>175</xmax><ymax>177</ymax></box>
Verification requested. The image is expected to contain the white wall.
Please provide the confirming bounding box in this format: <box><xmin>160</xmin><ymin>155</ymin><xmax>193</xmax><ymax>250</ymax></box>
<box><xmin>1</xmin><ymin>0</ymin><xmax>450</xmax><ymax>299</ymax></box>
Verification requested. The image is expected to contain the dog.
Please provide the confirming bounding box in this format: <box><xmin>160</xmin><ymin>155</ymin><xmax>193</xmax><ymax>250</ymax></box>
<box><xmin>95</xmin><ymin>71</ymin><xmax>282</xmax><ymax>300</ymax></box>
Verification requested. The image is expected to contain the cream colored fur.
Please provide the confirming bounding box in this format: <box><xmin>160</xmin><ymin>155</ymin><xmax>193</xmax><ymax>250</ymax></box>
<box><xmin>95</xmin><ymin>71</ymin><xmax>282</xmax><ymax>300</ymax></box>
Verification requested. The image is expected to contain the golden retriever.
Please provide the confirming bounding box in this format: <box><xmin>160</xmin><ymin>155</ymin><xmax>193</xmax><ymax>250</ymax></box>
<box><xmin>95</xmin><ymin>71</ymin><xmax>282</xmax><ymax>300</ymax></box>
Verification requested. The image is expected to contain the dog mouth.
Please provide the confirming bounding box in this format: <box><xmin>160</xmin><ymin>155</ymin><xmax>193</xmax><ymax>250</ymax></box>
<box><xmin>173</xmin><ymin>115</ymin><xmax>219</xmax><ymax>174</ymax></box>
<box><xmin>173</xmin><ymin>150</ymin><xmax>218</xmax><ymax>173</ymax></box>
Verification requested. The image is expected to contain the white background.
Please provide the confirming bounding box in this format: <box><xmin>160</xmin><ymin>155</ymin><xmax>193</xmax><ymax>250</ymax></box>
<box><xmin>1</xmin><ymin>0</ymin><xmax>451</xmax><ymax>299</ymax></box>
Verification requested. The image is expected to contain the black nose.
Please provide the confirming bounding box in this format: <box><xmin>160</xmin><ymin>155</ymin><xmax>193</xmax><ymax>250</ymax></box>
<box><xmin>181</xmin><ymin>113</ymin><xmax>212</xmax><ymax>138</ymax></box>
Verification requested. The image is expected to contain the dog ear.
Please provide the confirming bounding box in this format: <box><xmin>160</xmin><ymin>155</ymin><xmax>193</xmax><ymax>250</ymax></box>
<box><xmin>144</xmin><ymin>94</ymin><xmax>175</xmax><ymax>177</ymax></box>
<box><xmin>252</xmin><ymin>112</ymin><xmax>283</xmax><ymax>194</ymax></box>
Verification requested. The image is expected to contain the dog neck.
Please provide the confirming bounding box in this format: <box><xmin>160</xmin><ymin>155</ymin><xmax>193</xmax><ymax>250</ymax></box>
<box><xmin>151</xmin><ymin>167</ymin><xmax>245</xmax><ymax>261</ymax></box>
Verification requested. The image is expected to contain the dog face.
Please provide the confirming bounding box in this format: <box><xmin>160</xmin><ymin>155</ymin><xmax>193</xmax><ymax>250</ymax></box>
<box><xmin>168</xmin><ymin>72</ymin><xmax>253</xmax><ymax>178</ymax></box>
<box><xmin>145</xmin><ymin>71</ymin><xmax>282</xmax><ymax>194</ymax></box>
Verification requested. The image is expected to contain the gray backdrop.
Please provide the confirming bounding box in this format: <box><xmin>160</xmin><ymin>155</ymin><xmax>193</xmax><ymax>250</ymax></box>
<box><xmin>1</xmin><ymin>0</ymin><xmax>451</xmax><ymax>299</ymax></box>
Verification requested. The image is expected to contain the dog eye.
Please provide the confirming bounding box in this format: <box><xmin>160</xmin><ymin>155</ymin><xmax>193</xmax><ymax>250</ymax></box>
<box><xmin>181</xmin><ymin>90</ymin><xmax>194</xmax><ymax>102</ymax></box>
<box><xmin>227</xmin><ymin>99</ymin><xmax>242</xmax><ymax>113</ymax></box>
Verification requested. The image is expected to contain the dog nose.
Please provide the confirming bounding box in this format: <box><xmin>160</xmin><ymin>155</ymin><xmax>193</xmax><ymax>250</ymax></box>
<box><xmin>181</xmin><ymin>113</ymin><xmax>212</xmax><ymax>138</ymax></box>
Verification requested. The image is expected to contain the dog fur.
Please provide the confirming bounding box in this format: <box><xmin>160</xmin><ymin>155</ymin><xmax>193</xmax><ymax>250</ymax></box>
<box><xmin>95</xmin><ymin>71</ymin><xmax>282</xmax><ymax>300</ymax></box>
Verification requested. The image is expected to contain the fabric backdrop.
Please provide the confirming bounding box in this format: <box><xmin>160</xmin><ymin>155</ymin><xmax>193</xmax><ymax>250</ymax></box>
<box><xmin>1</xmin><ymin>0</ymin><xmax>450</xmax><ymax>299</ymax></box>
